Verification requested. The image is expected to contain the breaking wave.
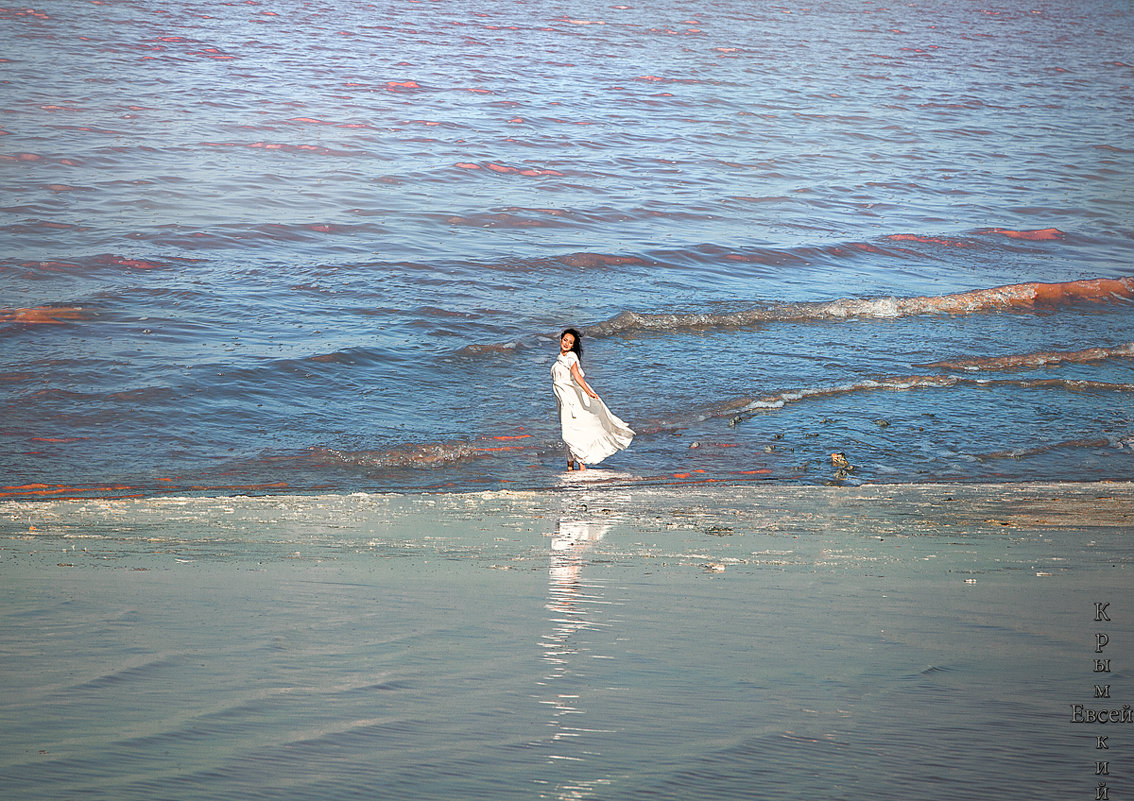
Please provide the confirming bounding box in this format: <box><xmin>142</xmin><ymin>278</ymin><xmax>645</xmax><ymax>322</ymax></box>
<box><xmin>449</xmin><ymin>278</ymin><xmax>1134</xmax><ymax>358</ymax></box>
<box><xmin>586</xmin><ymin>277</ymin><xmax>1134</xmax><ymax>337</ymax></box>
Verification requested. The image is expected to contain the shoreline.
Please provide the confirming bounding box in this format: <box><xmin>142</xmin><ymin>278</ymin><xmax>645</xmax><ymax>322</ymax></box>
<box><xmin>3</xmin><ymin>472</ymin><xmax>1133</xmax><ymax>502</ymax></box>
<box><xmin>3</xmin><ymin>479</ymin><xmax>1131</xmax><ymax>569</ymax></box>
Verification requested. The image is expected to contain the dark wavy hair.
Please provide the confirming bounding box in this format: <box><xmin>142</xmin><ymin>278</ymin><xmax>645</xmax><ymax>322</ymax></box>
<box><xmin>560</xmin><ymin>328</ymin><xmax>583</xmax><ymax>362</ymax></box>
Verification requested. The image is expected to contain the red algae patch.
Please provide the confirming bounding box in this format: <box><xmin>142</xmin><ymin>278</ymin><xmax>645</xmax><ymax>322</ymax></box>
<box><xmin>984</xmin><ymin>227</ymin><xmax>1064</xmax><ymax>240</ymax></box>
<box><xmin>0</xmin><ymin>484</ymin><xmax>136</xmax><ymax>498</ymax></box>
<box><xmin>887</xmin><ymin>234</ymin><xmax>971</xmax><ymax>247</ymax></box>
<box><xmin>0</xmin><ymin>306</ymin><xmax>85</xmax><ymax>324</ymax></box>
<box><xmin>1030</xmin><ymin>277</ymin><xmax>1134</xmax><ymax>305</ymax></box>
<box><xmin>456</xmin><ymin>161</ymin><xmax>563</xmax><ymax>176</ymax></box>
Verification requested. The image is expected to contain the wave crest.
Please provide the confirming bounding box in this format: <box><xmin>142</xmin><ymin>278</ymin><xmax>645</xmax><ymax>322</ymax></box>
<box><xmin>725</xmin><ymin>375</ymin><xmax>1134</xmax><ymax>424</ymax></box>
<box><xmin>309</xmin><ymin>435</ymin><xmax>539</xmax><ymax>469</ymax></box>
<box><xmin>587</xmin><ymin>277</ymin><xmax>1134</xmax><ymax>337</ymax></box>
<box><xmin>920</xmin><ymin>342</ymin><xmax>1134</xmax><ymax>372</ymax></box>
<box><xmin>310</xmin><ymin>442</ymin><xmax>482</xmax><ymax>469</ymax></box>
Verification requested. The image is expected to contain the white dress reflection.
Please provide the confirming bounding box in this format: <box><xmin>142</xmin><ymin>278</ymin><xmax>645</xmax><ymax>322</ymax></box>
<box><xmin>537</xmin><ymin>518</ymin><xmax>614</xmax><ymax>796</ymax></box>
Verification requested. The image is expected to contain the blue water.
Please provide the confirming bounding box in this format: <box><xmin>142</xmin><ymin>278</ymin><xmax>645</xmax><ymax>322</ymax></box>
<box><xmin>2</xmin><ymin>0</ymin><xmax>1133</xmax><ymax>497</ymax></box>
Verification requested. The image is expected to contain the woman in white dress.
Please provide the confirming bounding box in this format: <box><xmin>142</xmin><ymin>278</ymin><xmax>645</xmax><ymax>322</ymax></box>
<box><xmin>551</xmin><ymin>328</ymin><xmax>634</xmax><ymax>470</ymax></box>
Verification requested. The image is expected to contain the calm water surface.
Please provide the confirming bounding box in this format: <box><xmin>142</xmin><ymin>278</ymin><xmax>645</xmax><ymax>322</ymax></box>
<box><xmin>1</xmin><ymin>0</ymin><xmax>1133</xmax><ymax>495</ymax></box>
<box><xmin>2</xmin><ymin>485</ymin><xmax>1132</xmax><ymax>799</ymax></box>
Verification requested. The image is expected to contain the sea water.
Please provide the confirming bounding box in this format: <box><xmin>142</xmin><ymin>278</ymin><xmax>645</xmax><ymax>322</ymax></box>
<box><xmin>1</xmin><ymin>484</ymin><xmax>1133</xmax><ymax>799</ymax></box>
<box><xmin>2</xmin><ymin>0</ymin><xmax>1132</xmax><ymax>497</ymax></box>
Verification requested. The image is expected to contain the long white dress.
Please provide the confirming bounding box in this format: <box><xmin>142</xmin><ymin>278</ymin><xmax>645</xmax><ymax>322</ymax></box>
<box><xmin>551</xmin><ymin>351</ymin><xmax>634</xmax><ymax>464</ymax></box>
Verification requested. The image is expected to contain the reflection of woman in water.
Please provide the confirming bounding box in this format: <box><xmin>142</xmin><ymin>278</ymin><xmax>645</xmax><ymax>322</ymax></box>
<box><xmin>551</xmin><ymin>328</ymin><xmax>634</xmax><ymax>471</ymax></box>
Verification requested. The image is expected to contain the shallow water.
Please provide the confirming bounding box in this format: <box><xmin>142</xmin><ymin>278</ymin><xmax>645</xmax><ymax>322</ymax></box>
<box><xmin>2</xmin><ymin>0</ymin><xmax>1133</xmax><ymax>496</ymax></box>
<box><xmin>1</xmin><ymin>483</ymin><xmax>1132</xmax><ymax>799</ymax></box>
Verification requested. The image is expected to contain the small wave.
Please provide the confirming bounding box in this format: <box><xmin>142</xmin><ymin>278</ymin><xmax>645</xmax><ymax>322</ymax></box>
<box><xmin>725</xmin><ymin>375</ymin><xmax>1134</xmax><ymax>424</ymax></box>
<box><xmin>446</xmin><ymin>251</ymin><xmax>649</xmax><ymax>273</ymax></box>
<box><xmin>441</xmin><ymin>211</ymin><xmax>567</xmax><ymax>229</ymax></box>
<box><xmin>920</xmin><ymin>343</ymin><xmax>1134</xmax><ymax>372</ymax></box>
<box><xmin>107</xmin><ymin>386</ymin><xmax>177</xmax><ymax>403</ymax></box>
<box><xmin>310</xmin><ymin>441</ymin><xmax>503</xmax><ymax>469</ymax></box>
<box><xmin>454</xmin><ymin>339</ymin><xmax>531</xmax><ymax>356</ymax></box>
<box><xmin>5</xmin><ymin>254</ymin><xmax>171</xmax><ymax>275</ymax></box>
<box><xmin>977</xmin><ymin>437</ymin><xmax>1114</xmax><ymax>462</ymax></box>
<box><xmin>454</xmin><ymin>161</ymin><xmax>563</xmax><ymax>176</ymax></box>
<box><xmin>200</xmin><ymin>141</ymin><xmax>369</xmax><ymax>157</ymax></box>
<box><xmin>64</xmin><ymin>657</ymin><xmax>176</xmax><ymax>693</ymax></box>
<box><xmin>730</xmin><ymin>375</ymin><xmax>960</xmax><ymax>418</ymax></box>
<box><xmin>587</xmin><ymin>277</ymin><xmax>1134</xmax><ymax>337</ymax></box>
<box><xmin>974</xmin><ymin>378</ymin><xmax>1134</xmax><ymax>392</ymax></box>
<box><xmin>561</xmin><ymin>252</ymin><xmax>648</xmax><ymax>268</ymax></box>
<box><xmin>304</xmin><ymin>348</ymin><xmax>388</xmax><ymax>367</ymax></box>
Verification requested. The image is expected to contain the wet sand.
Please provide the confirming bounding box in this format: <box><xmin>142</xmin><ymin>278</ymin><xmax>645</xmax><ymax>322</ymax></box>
<box><xmin>1</xmin><ymin>482</ymin><xmax>1132</xmax><ymax>800</ymax></box>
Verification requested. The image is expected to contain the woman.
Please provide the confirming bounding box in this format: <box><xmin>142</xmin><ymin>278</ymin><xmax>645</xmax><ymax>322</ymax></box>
<box><xmin>551</xmin><ymin>328</ymin><xmax>634</xmax><ymax>470</ymax></box>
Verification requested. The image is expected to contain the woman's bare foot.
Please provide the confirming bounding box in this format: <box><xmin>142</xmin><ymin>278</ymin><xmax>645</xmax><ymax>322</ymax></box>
<box><xmin>578</xmin><ymin>462</ymin><xmax>586</xmax><ymax>471</ymax></box>
<box><xmin>566</xmin><ymin>460</ymin><xmax>576</xmax><ymax>471</ymax></box>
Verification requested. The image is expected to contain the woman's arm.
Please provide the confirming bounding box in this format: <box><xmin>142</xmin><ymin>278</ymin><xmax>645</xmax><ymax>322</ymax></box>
<box><xmin>570</xmin><ymin>362</ymin><xmax>599</xmax><ymax>398</ymax></box>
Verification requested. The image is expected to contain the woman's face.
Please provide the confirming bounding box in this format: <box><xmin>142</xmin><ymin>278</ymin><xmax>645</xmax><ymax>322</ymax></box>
<box><xmin>560</xmin><ymin>332</ymin><xmax>575</xmax><ymax>354</ymax></box>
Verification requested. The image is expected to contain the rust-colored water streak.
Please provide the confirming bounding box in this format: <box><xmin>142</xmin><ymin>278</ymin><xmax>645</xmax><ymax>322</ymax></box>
<box><xmin>985</xmin><ymin>227</ymin><xmax>1064</xmax><ymax>240</ymax></box>
<box><xmin>0</xmin><ymin>307</ymin><xmax>84</xmax><ymax>324</ymax></box>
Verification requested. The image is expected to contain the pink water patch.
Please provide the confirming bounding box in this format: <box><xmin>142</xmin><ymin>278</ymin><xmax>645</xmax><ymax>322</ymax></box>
<box><xmin>887</xmin><ymin>234</ymin><xmax>970</xmax><ymax>247</ymax></box>
<box><xmin>985</xmin><ymin>227</ymin><xmax>1065</xmax><ymax>241</ymax></box>
<box><xmin>458</xmin><ymin>161</ymin><xmax>562</xmax><ymax>176</ymax></box>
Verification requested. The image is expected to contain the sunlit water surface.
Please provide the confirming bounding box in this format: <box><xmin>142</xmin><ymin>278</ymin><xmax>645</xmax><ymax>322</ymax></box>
<box><xmin>1</xmin><ymin>0</ymin><xmax>1132</xmax><ymax>495</ymax></box>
